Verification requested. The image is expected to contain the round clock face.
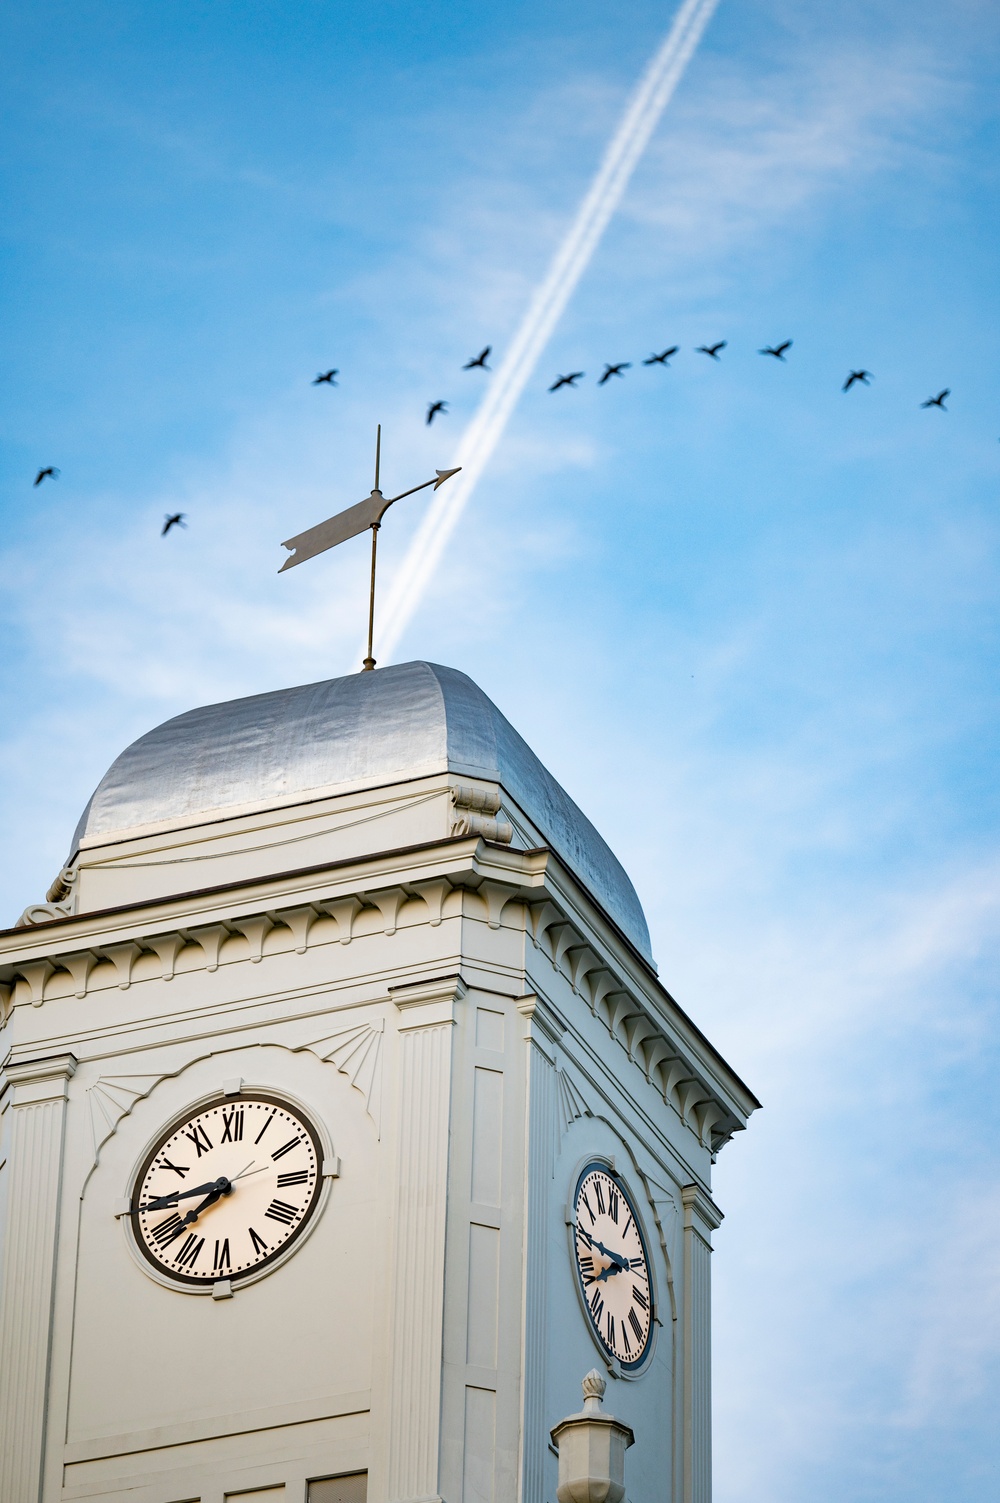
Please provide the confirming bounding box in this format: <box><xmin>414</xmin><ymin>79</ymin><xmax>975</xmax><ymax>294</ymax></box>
<box><xmin>572</xmin><ymin>1162</ymin><xmax>654</xmax><ymax>1372</ymax></box>
<box><xmin>131</xmin><ymin>1095</ymin><xmax>324</xmax><ymax>1287</ymax></box>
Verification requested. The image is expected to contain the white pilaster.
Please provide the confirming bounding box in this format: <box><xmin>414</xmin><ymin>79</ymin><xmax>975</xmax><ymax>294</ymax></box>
<box><xmin>516</xmin><ymin>994</ymin><xmax>563</xmax><ymax>1503</ymax></box>
<box><xmin>680</xmin><ymin>1184</ymin><xmax>722</xmax><ymax>1503</ymax></box>
<box><xmin>384</xmin><ymin>976</ymin><xmax>464</xmax><ymax>1503</ymax></box>
<box><xmin>0</xmin><ymin>1052</ymin><xmax>77</xmax><ymax>1503</ymax></box>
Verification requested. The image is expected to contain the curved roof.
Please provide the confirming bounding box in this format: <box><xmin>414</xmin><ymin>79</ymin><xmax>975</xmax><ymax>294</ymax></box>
<box><xmin>71</xmin><ymin>662</ymin><xmax>652</xmax><ymax>962</ymax></box>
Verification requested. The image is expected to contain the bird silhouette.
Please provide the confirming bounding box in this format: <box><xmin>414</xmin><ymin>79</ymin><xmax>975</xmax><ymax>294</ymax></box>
<box><xmin>842</xmin><ymin>370</ymin><xmax>872</xmax><ymax>392</ymax></box>
<box><xmin>598</xmin><ymin>362</ymin><xmax>631</xmax><ymax>384</ymax></box>
<box><xmin>312</xmin><ymin>370</ymin><xmax>338</xmax><ymax>386</ymax></box>
<box><xmin>696</xmin><ymin>342</ymin><xmax>726</xmax><ymax>360</ymax></box>
<box><xmin>760</xmin><ymin>341</ymin><xmax>792</xmax><ymax>360</ymax></box>
<box><xmin>921</xmin><ymin>389</ymin><xmax>949</xmax><ymax>410</ymax></box>
<box><xmin>426</xmin><ymin>400</ymin><xmax>448</xmax><ymax>425</ymax></box>
<box><xmin>643</xmin><ymin>347</ymin><xmax>679</xmax><ymax>366</ymax></box>
<box><xmin>463</xmin><ymin>347</ymin><xmax>491</xmax><ymax>370</ymax></box>
<box><xmin>162</xmin><ymin>513</ymin><xmax>187</xmax><ymax>536</ymax></box>
<box><xmin>33</xmin><ymin>467</ymin><xmax>59</xmax><ymax>486</ymax></box>
<box><xmin>549</xmin><ymin>373</ymin><xmax>584</xmax><ymax>391</ymax></box>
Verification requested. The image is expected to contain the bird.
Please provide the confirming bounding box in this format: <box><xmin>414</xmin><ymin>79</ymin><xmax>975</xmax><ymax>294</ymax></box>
<box><xmin>426</xmin><ymin>400</ymin><xmax>448</xmax><ymax>425</ymax></box>
<box><xmin>312</xmin><ymin>370</ymin><xmax>338</xmax><ymax>386</ymax></box>
<box><xmin>548</xmin><ymin>373</ymin><xmax>584</xmax><ymax>391</ymax></box>
<box><xmin>842</xmin><ymin>370</ymin><xmax>872</xmax><ymax>392</ymax></box>
<box><xmin>463</xmin><ymin>347</ymin><xmax>491</xmax><ymax>370</ymax></box>
<box><xmin>33</xmin><ymin>467</ymin><xmax>59</xmax><ymax>486</ymax></box>
<box><xmin>162</xmin><ymin>513</ymin><xmax>187</xmax><ymax>536</ymax></box>
<box><xmin>759</xmin><ymin>340</ymin><xmax>792</xmax><ymax>360</ymax></box>
<box><xmin>921</xmin><ymin>389</ymin><xmax>949</xmax><ymax>410</ymax></box>
<box><xmin>598</xmin><ymin>362</ymin><xmax>631</xmax><ymax>384</ymax></box>
<box><xmin>643</xmin><ymin>347</ymin><xmax>679</xmax><ymax>366</ymax></box>
<box><xmin>696</xmin><ymin>342</ymin><xmax>726</xmax><ymax>360</ymax></box>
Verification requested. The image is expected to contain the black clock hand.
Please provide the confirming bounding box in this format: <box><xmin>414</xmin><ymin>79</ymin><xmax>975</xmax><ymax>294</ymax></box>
<box><xmin>138</xmin><ymin>1175</ymin><xmax>231</xmax><ymax>1213</ymax></box>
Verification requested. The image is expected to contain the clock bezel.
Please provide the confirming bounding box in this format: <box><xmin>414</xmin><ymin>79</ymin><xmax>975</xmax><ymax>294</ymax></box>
<box><xmin>124</xmin><ymin>1085</ymin><xmax>334</xmax><ymax>1295</ymax></box>
<box><xmin>567</xmin><ymin>1155</ymin><xmax>657</xmax><ymax>1378</ymax></box>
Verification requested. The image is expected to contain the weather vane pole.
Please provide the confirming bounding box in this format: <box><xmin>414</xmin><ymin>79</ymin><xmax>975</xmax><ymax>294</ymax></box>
<box><xmin>279</xmin><ymin>427</ymin><xmax>460</xmax><ymax>672</ymax></box>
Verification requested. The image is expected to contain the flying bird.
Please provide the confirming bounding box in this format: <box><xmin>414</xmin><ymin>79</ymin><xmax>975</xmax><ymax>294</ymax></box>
<box><xmin>759</xmin><ymin>340</ymin><xmax>792</xmax><ymax>360</ymax></box>
<box><xmin>161</xmin><ymin>513</ymin><xmax>187</xmax><ymax>536</ymax></box>
<box><xmin>549</xmin><ymin>373</ymin><xmax>584</xmax><ymax>391</ymax></box>
<box><xmin>463</xmin><ymin>347</ymin><xmax>491</xmax><ymax>370</ymax></box>
<box><xmin>921</xmin><ymin>389</ymin><xmax>949</xmax><ymax>410</ymax></box>
<box><xmin>598</xmin><ymin>362</ymin><xmax>631</xmax><ymax>384</ymax></box>
<box><xmin>842</xmin><ymin>370</ymin><xmax>872</xmax><ymax>392</ymax></box>
<box><xmin>643</xmin><ymin>347</ymin><xmax>679</xmax><ymax>366</ymax></box>
<box><xmin>312</xmin><ymin>370</ymin><xmax>338</xmax><ymax>386</ymax></box>
<box><xmin>33</xmin><ymin>467</ymin><xmax>59</xmax><ymax>486</ymax></box>
<box><xmin>426</xmin><ymin>400</ymin><xmax>448</xmax><ymax>425</ymax></box>
<box><xmin>696</xmin><ymin>342</ymin><xmax>726</xmax><ymax>360</ymax></box>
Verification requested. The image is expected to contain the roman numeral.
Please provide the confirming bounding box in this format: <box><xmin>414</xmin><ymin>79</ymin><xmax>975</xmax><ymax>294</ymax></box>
<box><xmin>608</xmin><ymin>1186</ymin><xmax>620</xmax><ymax>1223</ymax></box>
<box><xmin>254</xmin><ymin>1110</ymin><xmax>276</xmax><ymax>1144</ymax></box>
<box><xmin>629</xmin><ymin>1254</ymin><xmax>645</xmax><ymax>1272</ymax></box>
<box><xmin>248</xmin><ymin>1226</ymin><xmax>269</xmax><ymax>1255</ymax></box>
<box><xmin>633</xmin><ymin>1284</ymin><xmax>649</xmax><ymax>1311</ymax></box>
<box><xmin>576</xmin><ymin>1223</ymin><xmax>593</xmax><ymax>1249</ymax></box>
<box><xmin>594</xmin><ymin>1180</ymin><xmax>606</xmax><ymax>1216</ymax></box>
<box><xmin>629</xmin><ymin>1307</ymin><xmax>645</xmax><ymax>1341</ymax></box>
<box><xmin>175</xmin><ymin>1233</ymin><xmax>204</xmax><ymax>1267</ymax></box>
<box><xmin>622</xmin><ymin>1214</ymin><xmax>633</xmax><ymax>1239</ymax></box>
<box><xmin>183</xmin><ymin>1123</ymin><xmax>213</xmax><ymax>1157</ymax></box>
<box><xmin>277</xmin><ymin>1170</ymin><xmax>309</xmax><ymax>1187</ymax></box>
<box><xmin>158</xmin><ymin>1156</ymin><xmax>189</xmax><ymax>1178</ymax></box>
<box><xmin>214</xmin><ymin>1238</ymin><xmax>231</xmax><ymax>1270</ymax></box>
<box><xmin>150</xmin><ymin>1213</ymin><xmax>185</xmax><ymax>1247</ymax></box>
<box><xmin>590</xmin><ymin>1288</ymin><xmax>605</xmax><ymax>1326</ymax></box>
<box><xmin>581</xmin><ymin>1192</ymin><xmax>596</xmax><ymax>1226</ymax></box>
<box><xmin>622</xmin><ymin>1321</ymin><xmax>632</xmax><ymax>1355</ymax></box>
<box><xmin>606</xmin><ymin>1313</ymin><xmax>616</xmax><ymax>1348</ymax></box>
<box><xmin>271</xmin><ymin>1135</ymin><xmax>302</xmax><ymax>1161</ymax></box>
<box><xmin>265</xmin><ymin>1198</ymin><xmax>299</xmax><ymax>1225</ymax></box>
<box><xmin>578</xmin><ymin>1255</ymin><xmax>595</xmax><ymax>1280</ymax></box>
<box><xmin>221</xmin><ymin>1108</ymin><xmax>244</xmax><ymax>1143</ymax></box>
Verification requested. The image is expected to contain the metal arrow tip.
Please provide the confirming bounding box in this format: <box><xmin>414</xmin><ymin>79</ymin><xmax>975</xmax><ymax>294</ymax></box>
<box><xmin>434</xmin><ymin>467</ymin><xmax>462</xmax><ymax>489</ymax></box>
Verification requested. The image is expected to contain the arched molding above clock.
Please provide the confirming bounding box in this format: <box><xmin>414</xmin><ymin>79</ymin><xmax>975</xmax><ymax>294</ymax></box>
<box><xmin>293</xmin><ymin>1018</ymin><xmax>384</xmax><ymax>1137</ymax></box>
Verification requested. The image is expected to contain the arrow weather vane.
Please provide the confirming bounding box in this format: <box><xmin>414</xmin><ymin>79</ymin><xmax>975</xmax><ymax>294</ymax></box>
<box><xmin>279</xmin><ymin>426</ymin><xmax>460</xmax><ymax>672</ymax></box>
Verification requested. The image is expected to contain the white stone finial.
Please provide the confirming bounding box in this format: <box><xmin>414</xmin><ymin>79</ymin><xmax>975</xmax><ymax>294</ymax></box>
<box><xmin>582</xmin><ymin>1369</ymin><xmax>606</xmax><ymax>1412</ymax></box>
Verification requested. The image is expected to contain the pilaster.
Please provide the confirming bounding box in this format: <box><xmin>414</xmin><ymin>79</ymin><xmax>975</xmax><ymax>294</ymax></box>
<box><xmin>680</xmin><ymin>1183</ymin><xmax>723</xmax><ymax>1503</ymax></box>
<box><xmin>0</xmin><ymin>1052</ymin><xmax>77</xmax><ymax>1503</ymax></box>
<box><xmin>383</xmin><ymin>976</ymin><xmax>464</xmax><ymax>1503</ymax></box>
<box><xmin>516</xmin><ymin>993</ymin><xmax>563</xmax><ymax>1503</ymax></box>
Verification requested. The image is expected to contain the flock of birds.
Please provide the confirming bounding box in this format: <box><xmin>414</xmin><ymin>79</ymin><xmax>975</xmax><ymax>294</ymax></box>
<box><xmin>29</xmin><ymin>336</ymin><xmax>958</xmax><ymax>535</ymax></box>
<box><xmin>309</xmin><ymin>338</ymin><xmax>954</xmax><ymax>426</ymax></box>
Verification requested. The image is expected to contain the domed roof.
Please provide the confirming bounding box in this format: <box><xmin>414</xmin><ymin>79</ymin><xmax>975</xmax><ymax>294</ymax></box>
<box><xmin>72</xmin><ymin>662</ymin><xmax>652</xmax><ymax>962</ymax></box>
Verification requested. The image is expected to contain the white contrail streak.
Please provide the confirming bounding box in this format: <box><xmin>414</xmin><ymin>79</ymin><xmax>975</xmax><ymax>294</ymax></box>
<box><xmin>374</xmin><ymin>0</ymin><xmax>720</xmax><ymax>661</ymax></box>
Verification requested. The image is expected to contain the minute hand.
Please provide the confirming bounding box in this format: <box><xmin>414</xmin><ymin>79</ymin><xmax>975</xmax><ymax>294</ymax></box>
<box><xmin>137</xmin><ymin>1176</ymin><xmax>230</xmax><ymax>1213</ymax></box>
<box><xmin>592</xmin><ymin>1239</ymin><xmax>629</xmax><ymax>1274</ymax></box>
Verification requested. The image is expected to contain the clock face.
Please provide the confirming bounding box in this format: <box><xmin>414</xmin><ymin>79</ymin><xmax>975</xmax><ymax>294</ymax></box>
<box><xmin>572</xmin><ymin>1163</ymin><xmax>654</xmax><ymax>1372</ymax></box>
<box><xmin>131</xmin><ymin>1095</ymin><xmax>324</xmax><ymax>1287</ymax></box>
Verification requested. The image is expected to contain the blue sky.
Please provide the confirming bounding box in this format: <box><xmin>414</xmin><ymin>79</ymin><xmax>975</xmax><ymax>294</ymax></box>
<box><xmin>2</xmin><ymin>1</ymin><xmax>999</xmax><ymax>1498</ymax></box>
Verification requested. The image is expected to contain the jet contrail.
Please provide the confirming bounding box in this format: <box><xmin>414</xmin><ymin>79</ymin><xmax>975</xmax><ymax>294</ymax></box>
<box><xmin>374</xmin><ymin>0</ymin><xmax>721</xmax><ymax>661</ymax></box>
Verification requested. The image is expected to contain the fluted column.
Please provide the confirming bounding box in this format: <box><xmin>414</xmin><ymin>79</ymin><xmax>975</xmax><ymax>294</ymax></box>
<box><xmin>384</xmin><ymin>977</ymin><xmax>463</xmax><ymax>1503</ymax></box>
<box><xmin>516</xmin><ymin>994</ymin><xmax>563</xmax><ymax>1503</ymax></box>
<box><xmin>680</xmin><ymin>1184</ymin><xmax>722</xmax><ymax>1503</ymax></box>
<box><xmin>0</xmin><ymin>1052</ymin><xmax>77</xmax><ymax>1503</ymax></box>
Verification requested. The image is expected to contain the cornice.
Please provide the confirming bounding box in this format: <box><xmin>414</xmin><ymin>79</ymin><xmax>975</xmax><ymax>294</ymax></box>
<box><xmin>0</xmin><ymin>838</ymin><xmax>758</xmax><ymax>1154</ymax></box>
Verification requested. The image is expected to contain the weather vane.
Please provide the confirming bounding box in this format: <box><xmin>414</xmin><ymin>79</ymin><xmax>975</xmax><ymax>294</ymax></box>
<box><xmin>279</xmin><ymin>426</ymin><xmax>460</xmax><ymax>672</ymax></box>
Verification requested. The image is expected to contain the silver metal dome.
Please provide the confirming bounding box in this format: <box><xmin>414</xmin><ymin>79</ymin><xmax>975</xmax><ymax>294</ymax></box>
<box><xmin>71</xmin><ymin>661</ymin><xmax>652</xmax><ymax>962</ymax></box>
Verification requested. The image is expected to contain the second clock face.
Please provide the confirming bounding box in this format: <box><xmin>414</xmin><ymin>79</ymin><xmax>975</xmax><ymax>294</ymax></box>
<box><xmin>131</xmin><ymin>1095</ymin><xmax>324</xmax><ymax>1287</ymax></box>
<box><xmin>572</xmin><ymin>1163</ymin><xmax>654</xmax><ymax>1371</ymax></box>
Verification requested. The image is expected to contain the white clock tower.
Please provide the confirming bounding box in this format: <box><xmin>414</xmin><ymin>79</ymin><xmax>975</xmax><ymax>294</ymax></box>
<box><xmin>0</xmin><ymin>661</ymin><xmax>757</xmax><ymax>1503</ymax></box>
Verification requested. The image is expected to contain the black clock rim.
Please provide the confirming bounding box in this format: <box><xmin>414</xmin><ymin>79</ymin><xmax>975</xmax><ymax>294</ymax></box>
<box><xmin>573</xmin><ymin>1159</ymin><xmax>655</xmax><ymax>1373</ymax></box>
<box><xmin>130</xmin><ymin>1092</ymin><xmax>325</xmax><ymax>1289</ymax></box>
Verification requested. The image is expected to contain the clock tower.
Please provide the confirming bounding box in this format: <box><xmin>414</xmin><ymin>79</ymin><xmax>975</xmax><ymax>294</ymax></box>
<box><xmin>0</xmin><ymin>661</ymin><xmax>757</xmax><ymax>1503</ymax></box>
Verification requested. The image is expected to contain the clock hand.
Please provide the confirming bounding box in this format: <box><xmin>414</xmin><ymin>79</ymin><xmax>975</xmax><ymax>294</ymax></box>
<box><xmin>589</xmin><ymin>1238</ymin><xmax>630</xmax><ymax>1277</ymax></box>
<box><xmin>138</xmin><ymin>1175</ymin><xmax>230</xmax><ymax>1213</ymax></box>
